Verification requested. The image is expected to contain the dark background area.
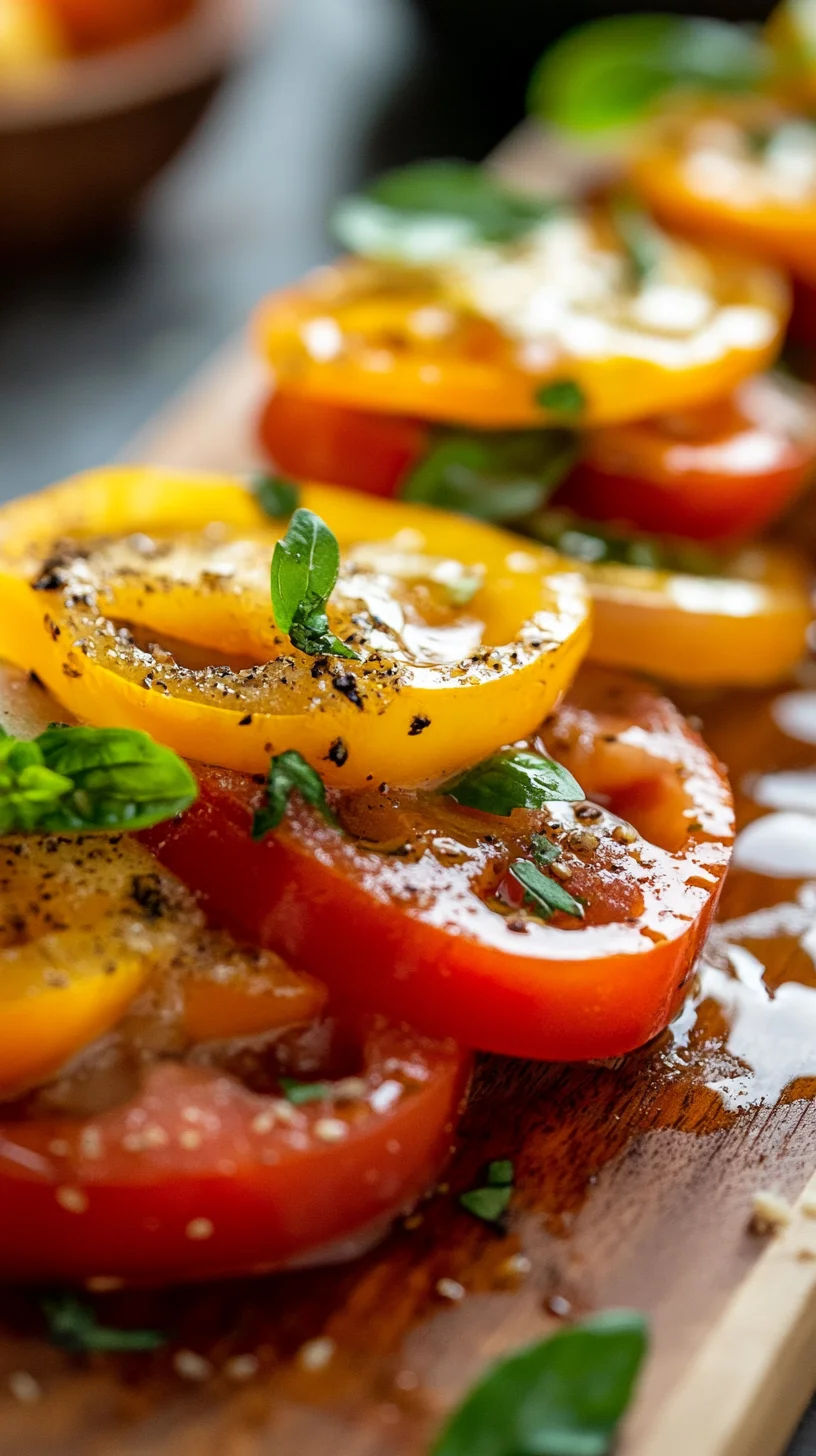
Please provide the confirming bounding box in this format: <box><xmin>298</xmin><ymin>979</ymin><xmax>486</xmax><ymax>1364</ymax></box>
<box><xmin>0</xmin><ymin>0</ymin><xmax>812</xmax><ymax>1445</ymax></box>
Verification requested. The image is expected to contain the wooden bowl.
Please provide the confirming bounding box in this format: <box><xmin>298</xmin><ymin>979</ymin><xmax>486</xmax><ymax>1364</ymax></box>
<box><xmin>0</xmin><ymin>0</ymin><xmax>251</xmax><ymax>256</ymax></box>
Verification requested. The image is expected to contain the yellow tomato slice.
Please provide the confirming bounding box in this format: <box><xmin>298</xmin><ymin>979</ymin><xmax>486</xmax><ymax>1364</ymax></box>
<box><xmin>0</xmin><ymin>0</ymin><xmax>66</xmax><ymax>76</ymax></box>
<box><xmin>254</xmin><ymin>210</ymin><xmax>788</xmax><ymax>429</ymax></box>
<box><xmin>579</xmin><ymin>543</ymin><xmax>812</xmax><ymax>685</ymax></box>
<box><xmin>630</xmin><ymin>100</ymin><xmax>816</xmax><ymax>285</ymax></box>
<box><xmin>0</xmin><ymin>467</ymin><xmax>592</xmax><ymax>787</ymax></box>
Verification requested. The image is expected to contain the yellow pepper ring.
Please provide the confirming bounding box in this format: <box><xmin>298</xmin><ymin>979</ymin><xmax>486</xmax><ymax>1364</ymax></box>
<box><xmin>0</xmin><ymin>468</ymin><xmax>592</xmax><ymax>786</ymax></box>
<box><xmin>630</xmin><ymin>102</ymin><xmax>816</xmax><ymax>286</ymax></box>
<box><xmin>583</xmin><ymin>546</ymin><xmax>812</xmax><ymax>686</ymax></box>
<box><xmin>254</xmin><ymin>232</ymin><xmax>789</xmax><ymax>429</ymax></box>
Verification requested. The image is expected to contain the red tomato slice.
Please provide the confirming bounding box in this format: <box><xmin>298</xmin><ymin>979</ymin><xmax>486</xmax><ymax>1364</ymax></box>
<box><xmin>148</xmin><ymin>670</ymin><xmax>734</xmax><ymax>1063</ymax></box>
<box><xmin>562</xmin><ymin>373</ymin><xmax>816</xmax><ymax>542</ymax></box>
<box><xmin>0</xmin><ymin>1018</ymin><xmax>468</xmax><ymax>1284</ymax></box>
<box><xmin>258</xmin><ymin>390</ymin><xmax>428</xmax><ymax>498</ymax></box>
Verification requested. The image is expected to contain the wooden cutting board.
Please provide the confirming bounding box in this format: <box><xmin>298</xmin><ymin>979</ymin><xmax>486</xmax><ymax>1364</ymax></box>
<box><xmin>3</xmin><ymin>125</ymin><xmax>816</xmax><ymax>1456</ymax></box>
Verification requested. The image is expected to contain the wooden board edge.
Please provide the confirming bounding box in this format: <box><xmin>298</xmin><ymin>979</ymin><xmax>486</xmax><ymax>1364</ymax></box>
<box><xmin>633</xmin><ymin>1174</ymin><xmax>816</xmax><ymax>1456</ymax></box>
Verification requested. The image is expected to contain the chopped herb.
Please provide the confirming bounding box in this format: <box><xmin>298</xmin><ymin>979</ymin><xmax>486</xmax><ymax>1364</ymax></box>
<box><xmin>530</xmin><ymin>833</ymin><xmax>562</xmax><ymax>868</ymax></box>
<box><xmin>254</xmin><ymin>473</ymin><xmax>300</xmax><ymax>520</ymax></box>
<box><xmin>0</xmin><ymin>725</ymin><xmax>197</xmax><ymax>837</ymax></box>
<box><xmin>271</xmin><ymin>508</ymin><xmax>358</xmax><ymax>660</ymax></box>
<box><xmin>526</xmin><ymin>509</ymin><xmax>719</xmax><ymax>575</ymax></box>
<box><xmin>510</xmin><ymin>859</ymin><xmax>585</xmax><ymax>921</ymax></box>
<box><xmin>610</xmin><ymin>200</ymin><xmax>665</xmax><ymax>285</ymax></box>
<box><xmin>432</xmin><ymin>1309</ymin><xmax>648</xmax><ymax>1456</ymax></box>
<box><xmin>528</xmin><ymin>12</ymin><xmax>768</xmax><ymax>136</ymax></box>
<box><xmin>460</xmin><ymin>1159</ymin><xmax>515</xmax><ymax>1225</ymax></box>
<box><xmin>333</xmin><ymin>161</ymin><xmax>563</xmax><ymax>264</ymax></box>
<box><xmin>402</xmin><ymin>428</ymin><xmax>576</xmax><ymax>523</ymax></box>
<box><xmin>444</xmin><ymin>750</ymin><xmax>583</xmax><ymax>817</ymax></box>
<box><xmin>43</xmin><ymin>1293</ymin><xmax>167</xmax><ymax>1355</ymax></box>
<box><xmin>535</xmin><ymin>380</ymin><xmax>587</xmax><ymax>418</ymax></box>
<box><xmin>252</xmin><ymin>750</ymin><xmax>338</xmax><ymax>839</ymax></box>
<box><xmin>279</xmin><ymin>1078</ymin><xmax>331</xmax><ymax>1105</ymax></box>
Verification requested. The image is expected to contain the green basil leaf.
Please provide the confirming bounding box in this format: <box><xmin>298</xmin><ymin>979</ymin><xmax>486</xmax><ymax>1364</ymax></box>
<box><xmin>529</xmin><ymin>14</ymin><xmax>768</xmax><ymax>136</ymax></box>
<box><xmin>271</xmin><ymin>508</ymin><xmax>358</xmax><ymax>660</ymax></box>
<box><xmin>526</xmin><ymin>509</ymin><xmax>719</xmax><ymax>575</ymax></box>
<box><xmin>432</xmin><ymin>1310</ymin><xmax>648</xmax><ymax>1456</ymax></box>
<box><xmin>35</xmin><ymin>727</ymin><xmax>198</xmax><ymax>833</ymax></box>
<box><xmin>402</xmin><ymin>428</ymin><xmax>577</xmax><ymax>522</ymax></box>
<box><xmin>43</xmin><ymin>1294</ymin><xmax>166</xmax><ymax>1355</ymax></box>
<box><xmin>279</xmin><ymin>1078</ymin><xmax>332</xmax><ymax>1105</ymax></box>
<box><xmin>510</xmin><ymin>860</ymin><xmax>585</xmax><ymax>921</ymax></box>
<box><xmin>333</xmin><ymin>161</ymin><xmax>562</xmax><ymax>263</ymax></box>
<box><xmin>487</xmin><ymin>1159</ymin><xmax>514</xmax><ymax>1187</ymax></box>
<box><xmin>444</xmin><ymin>750</ymin><xmax>583</xmax><ymax>817</ymax></box>
<box><xmin>535</xmin><ymin>381</ymin><xmax>587</xmax><ymax>418</ymax></box>
<box><xmin>254</xmin><ymin>473</ymin><xmax>300</xmax><ymax>520</ymax></box>
<box><xmin>252</xmin><ymin>750</ymin><xmax>338</xmax><ymax>840</ymax></box>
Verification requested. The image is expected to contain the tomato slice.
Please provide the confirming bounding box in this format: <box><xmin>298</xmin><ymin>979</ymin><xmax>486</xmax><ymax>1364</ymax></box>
<box><xmin>148</xmin><ymin>670</ymin><xmax>734</xmax><ymax>1064</ymax></box>
<box><xmin>46</xmin><ymin>0</ymin><xmax>194</xmax><ymax>51</ymax></box>
<box><xmin>0</xmin><ymin>1017</ymin><xmax>468</xmax><ymax>1284</ymax></box>
<box><xmin>562</xmin><ymin>373</ymin><xmax>816</xmax><ymax>541</ymax></box>
<box><xmin>259</xmin><ymin>390</ymin><xmax>428</xmax><ymax>498</ymax></box>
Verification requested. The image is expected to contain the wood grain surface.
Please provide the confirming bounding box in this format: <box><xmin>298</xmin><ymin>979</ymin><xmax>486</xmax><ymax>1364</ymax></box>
<box><xmin>2</xmin><ymin>130</ymin><xmax>816</xmax><ymax>1456</ymax></box>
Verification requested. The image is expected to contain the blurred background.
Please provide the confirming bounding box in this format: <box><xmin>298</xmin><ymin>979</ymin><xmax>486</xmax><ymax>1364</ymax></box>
<box><xmin>0</xmin><ymin>0</ymin><xmax>780</xmax><ymax>502</ymax></box>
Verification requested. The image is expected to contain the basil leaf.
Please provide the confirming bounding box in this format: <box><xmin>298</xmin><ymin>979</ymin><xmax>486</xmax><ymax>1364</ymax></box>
<box><xmin>526</xmin><ymin>510</ymin><xmax>719</xmax><ymax>576</ymax></box>
<box><xmin>445</xmin><ymin>750</ymin><xmax>583</xmax><ymax>817</ymax></box>
<box><xmin>536</xmin><ymin>381</ymin><xmax>586</xmax><ymax>418</ymax></box>
<box><xmin>0</xmin><ymin>726</ymin><xmax>196</xmax><ymax>836</ymax></box>
<box><xmin>35</xmin><ymin>727</ymin><xmax>198</xmax><ymax>833</ymax></box>
<box><xmin>432</xmin><ymin>1309</ymin><xmax>648</xmax><ymax>1456</ymax></box>
<box><xmin>529</xmin><ymin>13</ymin><xmax>768</xmax><ymax>136</ymax></box>
<box><xmin>333</xmin><ymin>161</ymin><xmax>562</xmax><ymax>263</ymax></box>
<box><xmin>252</xmin><ymin>750</ymin><xmax>338</xmax><ymax>840</ymax></box>
<box><xmin>271</xmin><ymin>508</ymin><xmax>358</xmax><ymax>660</ymax></box>
<box><xmin>460</xmin><ymin>1159</ymin><xmax>515</xmax><ymax>1225</ymax></box>
<box><xmin>402</xmin><ymin>428</ymin><xmax>577</xmax><ymax>523</ymax></box>
<box><xmin>510</xmin><ymin>860</ymin><xmax>585</xmax><ymax>921</ymax></box>
<box><xmin>254</xmin><ymin>473</ymin><xmax>300</xmax><ymax>520</ymax></box>
<box><xmin>43</xmin><ymin>1294</ymin><xmax>166</xmax><ymax>1355</ymax></box>
<box><xmin>279</xmin><ymin>1078</ymin><xmax>332</xmax><ymax>1105</ymax></box>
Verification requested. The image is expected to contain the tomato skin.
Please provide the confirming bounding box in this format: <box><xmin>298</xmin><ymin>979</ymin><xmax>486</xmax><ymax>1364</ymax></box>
<box><xmin>46</xmin><ymin>0</ymin><xmax>193</xmax><ymax>51</ymax></box>
<box><xmin>259</xmin><ymin>391</ymin><xmax>427</xmax><ymax>498</ymax></box>
<box><xmin>562</xmin><ymin>374</ymin><xmax>816</xmax><ymax>541</ymax></box>
<box><xmin>0</xmin><ymin>1022</ymin><xmax>468</xmax><ymax>1285</ymax></box>
<box><xmin>148</xmin><ymin>673</ymin><xmax>734</xmax><ymax>1063</ymax></box>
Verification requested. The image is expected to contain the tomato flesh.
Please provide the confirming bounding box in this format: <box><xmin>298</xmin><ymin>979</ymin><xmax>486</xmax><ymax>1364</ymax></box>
<box><xmin>259</xmin><ymin>390</ymin><xmax>427</xmax><ymax>498</ymax></box>
<box><xmin>148</xmin><ymin>670</ymin><xmax>734</xmax><ymax>1063</ymax></box>
<box><xmin>46</xmin><ymin>0</ymin><xmax>194</xmax><ymax>51</ymax></box>
<box><xmin>562</xmin><ymin>374</ymin><xmax>816</xmax><ymax>541</ymax></box>
<box><xmin>0</xmin><ymin>1017</ymin><xmax>467</xmax><ymax>1284</ymax></box>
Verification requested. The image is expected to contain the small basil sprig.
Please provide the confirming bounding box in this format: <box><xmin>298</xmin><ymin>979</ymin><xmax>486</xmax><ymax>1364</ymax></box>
<box><xmin>402</xmin><ymin>428</ymin><xmax>577</xmax><ymax>523</ymax></box>
<box><xmin>444</xmin><ymin>750</ymin><xmax>583</xmax><ymax>817</ymax></box>
<box><xmin>432</xmin><ymin>1310</ymin><xmax>648</xmax><ymax>1456</ymax></box>
<box><xmin>43</xmin><ymin>1293</ymin><xmax>166</xmax><ymax>1355</ymax></box>
<box><xmin>279</xmin><ymin>1077</ymin><xmax>331</xmax><ymax>1105</ymax></box>
<box><xmin>271</xmin><ymin>507</ymin><xmax>358</xmax><ymax>659</ymax></box>
<box><xmin>252</xmin><ymin>750</ymin><xmax>337</xmax><ymax>840</ymax></box>
<box><xmin>460</xmin><ymin>1160</ymin><xmax>514</xmax><ymax>1225</ymax></box>
<box><xmin>0</xmin><ymin>724</ymin><xmax>197</xmax><ymax>836</ymax></box>
<box><xmin>528</xmin><ymin>13</ymin><xmax>768</xmax><ymax>137</ymax></box>
<box><xmin>333</xmin><ymin>161</ymin><xmax>562</xmax><ymax>264</ymax></box>
<box><xmin>510</xmin><ymin>859</ymin><xmax>584</xmax><ymax>921</ymax></box>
